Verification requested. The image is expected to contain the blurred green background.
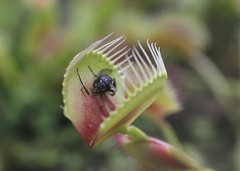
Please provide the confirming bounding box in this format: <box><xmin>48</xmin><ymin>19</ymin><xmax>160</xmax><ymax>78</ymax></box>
<box><xmin>0</xmin><ymin>0</ymin><xmax>239</xmax><ymax>171</ymax></box>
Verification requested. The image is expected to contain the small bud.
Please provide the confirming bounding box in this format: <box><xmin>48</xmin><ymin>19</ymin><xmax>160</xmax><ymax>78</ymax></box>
<box><xmin>114</xmin><ymin>133</ymin><xmax>203</xmax><ymax>171</ymax></box>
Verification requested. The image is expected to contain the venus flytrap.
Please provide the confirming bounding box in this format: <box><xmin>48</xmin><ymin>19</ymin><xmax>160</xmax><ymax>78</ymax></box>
<box><xmin>62</xmin><ymin>34</ymin><xmax>167</xmax><ymax>148</ymax></box>
<box><xmin>62</xmin><ymin>34</ymin><xmax>213</xmax><ymax>171</ymax></box>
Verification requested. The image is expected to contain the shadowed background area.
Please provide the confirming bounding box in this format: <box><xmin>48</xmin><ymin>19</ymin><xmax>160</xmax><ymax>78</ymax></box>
<box><xmin>0</xmin><ymin>0</ymin><xmax>239</xmax><ymax>171</ymax></box>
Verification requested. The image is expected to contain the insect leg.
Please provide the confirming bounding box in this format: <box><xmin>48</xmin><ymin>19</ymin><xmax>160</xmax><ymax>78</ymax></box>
<box><xmin>77</xmin><ymin>67</ymin><xmax>90</xmax><ymax>95</ymax></box>
<box><xmin>108</xmin><ymin>90</ymin><xmax>116</xmax><ymax>96</ymax></box>
<box><xmin>88</xmin><ymin>66</ymin><xmax>97</xmax><ymax>77</ymax></box>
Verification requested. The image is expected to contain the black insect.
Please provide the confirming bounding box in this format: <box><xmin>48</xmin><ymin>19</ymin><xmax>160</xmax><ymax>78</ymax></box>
<box><xmin>76</xmin><ymin>66</ymin><xmax>117</xmax><ymax>96</ymax></box>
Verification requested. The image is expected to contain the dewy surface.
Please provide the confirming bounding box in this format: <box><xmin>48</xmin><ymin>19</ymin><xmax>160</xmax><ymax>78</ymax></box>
<box><xmin>62</xmin><ymin>34</ymin><xmax>167</xmax><ymax>148</ymax></box>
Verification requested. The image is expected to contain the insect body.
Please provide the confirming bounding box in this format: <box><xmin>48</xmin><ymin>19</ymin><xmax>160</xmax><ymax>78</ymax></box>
<box><xmin>88</xmin><ymin>66</ymin><xmax>117</xmax><ymax>96</ymax></box>
<box><xmin>76</xmin><ymin>66</ymin><xmax>117</xmax><ymax>96</ymax></box>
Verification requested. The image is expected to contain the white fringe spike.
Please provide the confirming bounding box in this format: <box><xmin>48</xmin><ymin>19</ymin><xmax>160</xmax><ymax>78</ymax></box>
<box><xmin>155</xmin><ymin>45</ymin><xmax>167</xmax><ymax>74</ymax></box>
<box><xmin>120</xmin><ymin>55</ymin><xmax>138</xmax><ymax>89</ymax></box>
<box><xmin>89</xmin><ymin>33</ymin><xmax>113</xmax><ymax>52</ymax></box>
<box><xmin>147</xmin><ymin>40</ymin><xmax>160</xmax><ymax>72</ymax></box>
<box><xmin>95</xmin><ymin>35</ymin><xmax>124</xmax><ymax>53</ymax></box>
<box><xmin>106</xmin><ymin>37</ymin><xmax>127</xmax><ymax>55</ymax></box>
<box><xmin>123</xmin><ymin>69</ymin><xmax>138</xmax><ymax>90</ymax></box>
<box><xmin>94</xmin><ymin>36</ymin><xmax>120</xmax><ymax>52</ymax></box>
<box><xmin>151</xmin><ymin>43</ymin><xmax>160</xmax><ymax>63</ymax></box>
<box><xmin>138</xmin><ymin>40</ymin><xmax>157</xmax><ymax>75</ymax></box>
<box><xmin>151</xmin><ymin>43</ymin><xmax>162</xmax><ymax>74</ymax></box>
<box><xmin>116</xmin><ymin>54</ymin><xmax>133</xmax><ymax>68</ymax></box>
<box><xmin>115</xmin><ymin>75</ymin><xmax>131</xmax><ymax>96</ymax></box>
<box><xmin>132</xmin><ymin>48</ymin><xmax>148</xmax><ymax>82</ymax></box>
<box><xmin>113</xmin><ymin>80</ymin><xmax>126</xmax><ymax>100</ymax></box>
<box><xmin>126</xmin><ymin>54</ymin><xmax>142</xmax><ymax>85</ymax></box>
<box><xmin>119</xmin><ymin>60</ymin><xmax>133</xmax><ymax>74</ymax></box>
<box><xmin>110</xmin><ymin>48</ymin><xmax>131</xmax><ymax>64</ymax></box>
<box><xmin>108</xmin><ymin>46</ymin><xmax>128</xmax><ymax>60</ymax></box>
<box><xmin>133</xmin><ymin>46</ymin><xmax>152</xmax><ymax>78</ymax></box>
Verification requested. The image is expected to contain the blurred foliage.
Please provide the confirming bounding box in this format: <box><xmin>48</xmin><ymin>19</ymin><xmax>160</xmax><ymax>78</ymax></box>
<box><xmin>0</xmin><ymin>0</ymin><xmax>239</xmax><ymax>171</ymax></box>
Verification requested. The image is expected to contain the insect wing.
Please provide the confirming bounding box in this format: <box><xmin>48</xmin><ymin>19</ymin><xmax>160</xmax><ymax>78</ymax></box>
<box><xmin>97</xmin><ymin>69</ymin><xmax>112</xmax><ymax>77</ymax></box>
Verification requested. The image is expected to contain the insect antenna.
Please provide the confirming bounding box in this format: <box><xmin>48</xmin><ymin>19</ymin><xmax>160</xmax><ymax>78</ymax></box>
<box><xmin>77</xmin><ymin>67</ymin><xmax>90</xmax><ymax>95</ymax></box>
<box><xmin>88</xmin><ymin>66</ymin><xmax>97</xmax><ymax>77</ymax></box>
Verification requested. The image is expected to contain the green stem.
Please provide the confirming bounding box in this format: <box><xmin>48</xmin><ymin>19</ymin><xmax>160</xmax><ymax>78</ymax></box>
<box><xmin>190</xmin><ymin>52</ymin><xmax>236</xmax><ymax>171</ymax></box>
<box><xmin>190</xmin><ymin>52</ymin><xmax>235</xmax><ymax>120</ymax></box>
<box><xmin>124</xmin><ymin>125</ymin><xmax>149</xmax><ymax>142</ymax></box>
<box><xmin>157</xmin><ymin>119</ymin><xmax>183</xmax><ymax>150</ymax></box>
